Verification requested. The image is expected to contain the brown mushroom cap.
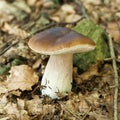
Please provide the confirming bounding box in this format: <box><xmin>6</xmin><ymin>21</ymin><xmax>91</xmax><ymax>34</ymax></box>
<box><xmin>28</xmin><ymin>27</ymin><xmax>95</xmax><ymax>55</ymax></box>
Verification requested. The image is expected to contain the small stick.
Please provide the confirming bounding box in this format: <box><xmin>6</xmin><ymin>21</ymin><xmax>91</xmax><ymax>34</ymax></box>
<box><xmin>104</xmin><ymin>57</ymin><xmax>120</xmax><ymax>62</ymax></box>
<box><xmin>81</xmin><ymin>106</ymin><xmax>91</xmax><ymax>120</ymax></box>
<box><xmin>0</xmin><ymin>40</ymin><xmax>19</xmax><ymax>56</ymax></box>
<box><xmin>108</xmin><ymin>34</ymin><xmax>119</xmax><ymax>120</ymax></box>
<box><xmin>0</xmin><ymin>34</ymin><xmax>32</xmax><ymax>56</ymax></box>
<box><xmin>60</xmin><ymin>102</ymin><xmax>81</xmax><ymax>120</ymax></box>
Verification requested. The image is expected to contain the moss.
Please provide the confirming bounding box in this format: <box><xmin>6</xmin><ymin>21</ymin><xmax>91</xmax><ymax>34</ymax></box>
<box><xmin>73</xmin><ymin>19</ymin><xmax>110</xmax><ymax>71</ymax></box>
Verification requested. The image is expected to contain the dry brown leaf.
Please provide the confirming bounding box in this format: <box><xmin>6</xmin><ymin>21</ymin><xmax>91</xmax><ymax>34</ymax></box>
<box><xmin>7</xmin><ymin>65</ymin><xmax>39</xmax><ymax>91</ymax></box>
<box><xmin>2</xmin><ymin>22</ymin><xmax>30</xmax><ymax>39</ymax></box>
<box><xmin>65</xmin><ymin>14</ymin><xmax>81</xmax><ymax>23</ymax></box>
<box><xmin>81</xmin><ymin>0</ymin><xmax>102</xmax><ymax>5</ymax></box>
<box><xmin>51</xmin><ymin>4</ymin><xmax>81</xmax><ymax>23</ymax></box>
<box><xmin>13</xmin><ymin>0</ymin><xmax>31</xmax><ymax>13</ymax></box>
<box><xmin>26</xmin><ymin>95</ymin><xmax>56</xmax><ymax>116</ymax></box>
<box><xmin>61</xmin><ymin>4</ymin><xmax>75</xmax><ymax>14</ymax></box>
<box><xmin>106</xmin><ymin>20</ymin><xmax>120</xmax><ymax>43</ymax></box>
<box><xmin>32</xmin><ymin>58</ymin><xmax>42</xmax><ymax>69</ymax></box>
<box><xmin>0</xmin><ymin>82</ymin><xmax>8</xmax><ymax>94</ymax></box>
<box><xmin>64</xmin><ymin>100</ymin><xmax>77</xmax><ymax>113</ymax></box>
<box><xmin>0</xmin><ymin>95</ymin><xmax>8</xmax><ymax>114</ymax></box>
<box><xmin>26</xmin><ymin>95</ymin><xmax>43</xmax><ymax>115</ymax></box>
<box><xmin>17</xmin><ymin>99</ymin><xmax>30</xmax><ymax>120</ymax></box>
<box><xmin>60</xmin><ymin>92</ymin><xmax>100</xmax><ymax>118</ymax></box>
<box><xmin>4</xmin><ymin>102</ymin><xmax>19</xmax><ymax>118</ymax></box>
<box><xmin>89</xmin><ymin>111</ymin><xmax>111</xmax><ymax>120</ymax></box>
<box><xmin>9</xmin><ymin>90</ymin><xmax>21</xmax><ymax>96</ymax></box>
<box><xmin>27</xmin><ymin>0</ymin><xmax>37</xmax><ymax>6</ymax></box>
<box><xmin>74</xmin><ymin>62</ymin><xmax>101</xmax><ymax>84</ymax></box>
<box><xmin>0</xmin><ymin>96</ymin><xmax>30</xmax><ymax>119</ymax></box>
<box><xmin>38</xmin><ymin>0</ymin><xmax>54</xmax><ymax>8</ymax></box>
<box><xmin>3</xmin><ymin>42</ymin><xmax>33</xmax><ymax>60</ymax></box>
<box><xmin>0</xmin><ymin>12</ymin><xmax>14</xmax><ymax>24</ymax></box>
<box><xmin>0</xmin><ymin>0</ymin><xmax>30</xmax><ymax>22</ymax></box>
<box><xmin>80</xmin><ymin>63</ymin><xmax>99</xmax><ymax>80</ymax></box>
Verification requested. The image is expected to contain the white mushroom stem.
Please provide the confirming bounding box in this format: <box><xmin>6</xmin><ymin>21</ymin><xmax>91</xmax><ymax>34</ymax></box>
<box><xmin>41</xmin><ymin>53</ymin><xmax>73</xmax><ymax>99</ymax></box>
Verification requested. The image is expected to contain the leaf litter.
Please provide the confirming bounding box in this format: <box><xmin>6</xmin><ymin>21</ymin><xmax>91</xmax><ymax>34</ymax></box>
<box><xmin>0</xmin><ymin>0</ymin><xmax>120</xmax><ymax>119</ymax></box>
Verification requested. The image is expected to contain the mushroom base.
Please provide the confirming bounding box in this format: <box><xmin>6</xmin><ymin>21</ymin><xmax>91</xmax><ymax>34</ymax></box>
<box><xmin>41</xmin><ymin>54</ymin><xmax>72</xmax><ymax>99</ymax></box>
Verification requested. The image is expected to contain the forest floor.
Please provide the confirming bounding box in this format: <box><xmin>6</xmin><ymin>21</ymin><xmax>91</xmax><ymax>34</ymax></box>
<box><xmin>0</xmin><ymin>0</ymin><xmax>120</xmax><ymax>120</ymax></box>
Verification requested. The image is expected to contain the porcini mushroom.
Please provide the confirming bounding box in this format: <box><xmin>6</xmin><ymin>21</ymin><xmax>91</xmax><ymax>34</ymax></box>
<box><xmin>28</xmin><ymin>27</ymin><xmax>95</xmax><ymax>99</ymax></box>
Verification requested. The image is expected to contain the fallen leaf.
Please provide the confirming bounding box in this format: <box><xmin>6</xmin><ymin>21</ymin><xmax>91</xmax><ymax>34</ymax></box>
<box><xmin>17</xmin><ymin>98</ymin><xmax>30</xmax><ymax>120</ymax></box>
<box><xmin>82</xmin><ymin>0</ymin><xmax>101</xmax><ymax>5</ymax></box>
<box><xmin>106</xmin><ymin>20</ymin><xmax>120</xmax><ymax>43</ymax></box>
<box><xmin>7</xmin><ymin>65</ymin><xmax>39</xmax><ymax>91</ymax></box>
<box><xmin>0</xmin><ymin>95</ymin><xmax>8</xmax><ymax>114</ymax></box>
<box><xmin>9</xmin><ymin>90</ymin><xmax>21</xmax><ymax>96</ymax></box>
<box><xmin>32</xmin><ymin>58</ymin><xmax>42</xmax><ymax>69</ymax></box>
<box><xmin>26</xmin><ymin>95</ymin><xmax>56</xmax><ymax>117</ymax></box>
<box><xmin>61</xmin><ymin>4</ymin><xmax>75</xmax><ymax>14</ymax></box>
<box><xmin>50</xmin><ymin>3</ymin><xmax>81</xmax><ymax>23</ymax></box>
<box><xmin>27</xmin><ymin>0</ymin><xmax>37</xmax><ymax>6</ymax></box>
<box><xmin>74</xmin><ymin>62</ymin><xmax>102</xmax><ymax>85</ymax></box>
<box><xmin>4</xmin><ymin>102</ymin><xmax>21</xmax><ymax>119</ymax></box>
<box><xmin>13</xmin><ymin>0</ymin><xmax>31</xmax><ymax>13</ymax></box>
<box><xmin>0</xmin><ymin>82</ymin><xmax>8</xmax><ymax>94</ymax></box>
<box><xmin>88</xmin><ymin>111</ymin><xmax>111</xmax><ymax>120</ymax></box>
<box><xmin>3</xmin><ymin>22</ymin><xmax>30</xmax><ymax>39</ymax></box>
<box><xmin>26</xmin><ymin>95</ymin><xmax>43</xmax><ymax>115</ymax></box>
<box><xmin>0</xmin><ymin>1</ymin><xmax>29</xmax><ymax>21</ymax></box>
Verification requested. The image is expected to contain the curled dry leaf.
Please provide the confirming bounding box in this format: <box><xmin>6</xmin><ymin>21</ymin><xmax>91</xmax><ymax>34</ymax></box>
<box><xmin>7</xmin><ymin>65</ymin><xmax>39</xmax><ymax>91</ymax></box>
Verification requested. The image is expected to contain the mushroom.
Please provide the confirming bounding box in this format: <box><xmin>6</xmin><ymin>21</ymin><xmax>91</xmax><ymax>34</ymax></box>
<box><xmin>28</xmin><ymin>27</ymin><xmax>95</xmax><ymax>99</ymax></box>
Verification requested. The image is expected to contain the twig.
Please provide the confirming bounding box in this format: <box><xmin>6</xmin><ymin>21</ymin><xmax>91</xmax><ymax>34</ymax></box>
<box><xmin>60</xmin><ymin>102</ymin><xmax>81</xmax><ymax>120</ymax></box>
<box><xmin>81</xmin><ymin>106</ymin><xmax>91</xmax><ymax>120</ymax></box>
<box><xmin>104</xmin><ymin>57</ymin><xmax>120</xmax><ymax>62</ymax></box>
<box><xmin>60</xmin><ymin>102</ymin><xmax>91</xmax><ymax>120</ymax></box>
<box><xmin>108</xmin><ymin>34</ymin><xmax>119</xmax><ymax>120</ymax></box>
<box><xmin>0</xmin><ymin>33</ymin><xmax>32</xmax><ymax>56</ymax></box>
<box><xmin>0</xmin><ymin>40</ymin><xmax>19</xmax><ymax>56</ymax></box>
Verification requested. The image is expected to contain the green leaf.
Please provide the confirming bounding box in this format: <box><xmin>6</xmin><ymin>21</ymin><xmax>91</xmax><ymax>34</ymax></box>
<box><xmin>52</xmin><ymin>0</ymin><xmax>60</xmax><ymax>4</ymax></box>
<box><xmin>0</xmin><ymin>65</ymin><xmax>10</xmax><ymax>75</ymax></box>
<box><xmin>11</xmin><ymin>58</ymin><xmax>24</xmax><ymax>66</ymax></box>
